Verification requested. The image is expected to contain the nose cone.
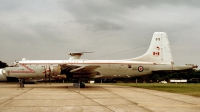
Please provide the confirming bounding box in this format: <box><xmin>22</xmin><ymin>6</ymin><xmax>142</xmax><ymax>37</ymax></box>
<box><xmin>0</xmin><ymin>69</ymin><xmax>2</xmax><ymax>75</ymax></box>
<box><xmin>0</xmin><ymin>69</ymin><xmax>7</xmax><ymax>75</ymax></box>
<box><xmin>0</xmin><ymin>69</ymin><xmax>7</xmax><ymax>81</ymax></box>
<box><xmin>0</xmin><ymin>68</ymin><xmax>8</xmax><ymax>75</ymax></box>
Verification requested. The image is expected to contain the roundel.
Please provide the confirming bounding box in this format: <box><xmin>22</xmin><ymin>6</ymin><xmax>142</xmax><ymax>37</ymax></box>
<box><xmin>138</xmin><ymin>66</ymin><xmax>144</xmax><ymax>72</ymax></box>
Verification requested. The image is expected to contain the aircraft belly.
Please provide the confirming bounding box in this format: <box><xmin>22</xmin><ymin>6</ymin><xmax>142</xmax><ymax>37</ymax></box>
<box><xmin>0</xmin><ymin>72</ymin><xmax>7</xmax><ymax>81</ymax></box>
<box><xmin>97</xmin><ymin>64</ymin><xmax>152</xmax><ymax>78</ymax></box>
<box><xmin>7</xmin><ymin>73</ymin><xmax>44</xmax><ymax>79</ymax></box>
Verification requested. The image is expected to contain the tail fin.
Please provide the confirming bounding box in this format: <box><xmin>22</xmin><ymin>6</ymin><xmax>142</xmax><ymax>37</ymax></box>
<box><xmin>129</xmin><ymin>32</ymin><xmax>173</xmax><ymax>64</ymax></box>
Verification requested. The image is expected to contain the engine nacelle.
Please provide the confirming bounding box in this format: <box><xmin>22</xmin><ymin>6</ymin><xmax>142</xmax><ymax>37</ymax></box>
<box><xmin>51</xmin><ymin>66</ymin><xmax>61</xmax><ymax>75</ymax></box>
<box><xmin>52</xmin><ymin>75</ymin><xmax>66</xmax><ymax>79</ymax></box>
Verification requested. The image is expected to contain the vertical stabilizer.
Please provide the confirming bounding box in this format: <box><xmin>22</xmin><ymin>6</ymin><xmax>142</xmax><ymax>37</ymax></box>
<box><xmin>129</xmin><ymin>32</ymin><xmax>173</xmax><ymax>64</ymax></box>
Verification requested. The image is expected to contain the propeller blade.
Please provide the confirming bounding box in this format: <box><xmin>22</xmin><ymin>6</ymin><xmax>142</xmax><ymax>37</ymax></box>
<box><xmin>49</xmin><ymin>66</ymin><xmax>51</xmax><ymax>85</ymax></box>
<box><xmin>44</xmin><ymin>65</ymin><xmax>47</xmax><ymax>85</ymax></box>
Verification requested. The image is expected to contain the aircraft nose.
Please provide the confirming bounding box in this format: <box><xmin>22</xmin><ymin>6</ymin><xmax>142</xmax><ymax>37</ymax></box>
<box><xmin>0</xmin><ymin>69</ymin><xmax>2</xmax><ymax>74</ymax></box>
<box><xmin>0</xmin><ymin>69</ymin><xmax>7</xmax><ymax>75</ymax></box>
<box><xmin>0</xmin><ymin>69</ymin><xmax>7</xmax><ymax>81</ymax></box>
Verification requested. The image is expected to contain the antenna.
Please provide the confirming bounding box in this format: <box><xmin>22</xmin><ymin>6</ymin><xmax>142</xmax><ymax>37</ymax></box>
<box><xmin>69</xmin><ymin>52</ymin><xmax>94</xmax><ymax>60</ymax></box>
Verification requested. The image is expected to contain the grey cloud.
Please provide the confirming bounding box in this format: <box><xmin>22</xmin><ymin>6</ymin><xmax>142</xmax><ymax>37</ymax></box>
<box><xmin>112</xmin><ymin>0</ymin><xmax>200</xmax><ymax>8</ymax></box>
<box><xmin>59</xmin><ymin>0</ymin><xmax>126</xmax><ymax>31</ymax></box>
<box><xmin>85</xmin><ymin>19</ymin><xmax>123</xmax><ymax>31</ymax></box>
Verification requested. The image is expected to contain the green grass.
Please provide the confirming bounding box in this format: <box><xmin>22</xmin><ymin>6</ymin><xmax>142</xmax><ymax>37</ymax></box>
<box><xmin>116</xmin><ymin>83</ymin><xmax>200</xmax><ymax>97</ymax></box>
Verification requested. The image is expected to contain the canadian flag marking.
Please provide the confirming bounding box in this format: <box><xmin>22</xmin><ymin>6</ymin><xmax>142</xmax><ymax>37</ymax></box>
<box><xmin>153</xmin><ymin>52</ymin><xmax>160</xmax><ymax>56</ymax></box>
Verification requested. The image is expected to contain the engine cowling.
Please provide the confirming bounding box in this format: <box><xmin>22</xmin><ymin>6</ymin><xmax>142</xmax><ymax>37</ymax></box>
<box><xmin>51</xmin><ymin>66</ymin><xmax>61</xmax><ymax>76</ymax></box>
<box><xmin>52</xmin><ymin>75</ymin><xmax>66</xmax><ymax>79</ymax></box>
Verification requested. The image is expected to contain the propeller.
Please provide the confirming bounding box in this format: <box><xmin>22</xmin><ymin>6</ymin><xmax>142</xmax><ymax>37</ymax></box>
<box><xmin>48</xmin><ymin>66</ymin><xmax>51</xmax><ymax>85</ymax></box>
<box><xmin>43</xmin><ymin>65</ymin><xmax>47</xmax><ymax>85</ymax></box>
<box><xmin>43</xmin><ymin>65</ymin><xmax>52</xmax><ymax>85</ymax></box>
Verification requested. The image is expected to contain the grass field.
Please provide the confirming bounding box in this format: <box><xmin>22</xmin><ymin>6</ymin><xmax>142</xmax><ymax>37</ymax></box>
<box><xmin>116</xmin><ymin>83</ymin><xmax>200</xmax><ymax>97</ymax></box>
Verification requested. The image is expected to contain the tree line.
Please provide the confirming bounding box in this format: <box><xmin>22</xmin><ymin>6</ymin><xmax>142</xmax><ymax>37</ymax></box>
<box><xmin>147</xmin><ymin>69</ymin><xmax>200</xmax><ymax>82</ymax></box>
<box><xmin>0</xmin><ymin>61</ymin><xmax>8</xmax><ymax>68</ymax></box>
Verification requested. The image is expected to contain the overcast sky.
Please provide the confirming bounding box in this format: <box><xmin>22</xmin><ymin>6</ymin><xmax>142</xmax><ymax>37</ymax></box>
<box><xmin>0</xmin><ymin>0</ymin><xmax>200</xmax><ymax>67</ymax></box>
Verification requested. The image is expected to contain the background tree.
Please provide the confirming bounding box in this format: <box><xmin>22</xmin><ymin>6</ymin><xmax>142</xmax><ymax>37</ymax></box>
<box><xmin>140</xmin><ymin>69</ymin><xmax>199</xmax><ymax>83</ymax></box>
<box><xmin>0</xmin><ymin>61</ymin><xmax>8</xmax><ymax>68</ymax></box>
<box><xmin>194</xmin><ymin>69</ymin><xmax>200</xmax><ymax>78</ymax></box>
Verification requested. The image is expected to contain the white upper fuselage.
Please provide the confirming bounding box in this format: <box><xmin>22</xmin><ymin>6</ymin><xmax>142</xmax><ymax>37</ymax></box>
<box><xmin>18</xmin><ymin>59</ymin><xmax>167</xmax><ymax>78</ymax></box>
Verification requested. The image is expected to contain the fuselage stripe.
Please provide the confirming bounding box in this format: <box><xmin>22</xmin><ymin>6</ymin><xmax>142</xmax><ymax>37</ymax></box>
<box><xmin>10</xmin><ymin>64</ymin><xmax>36</xmax><ymax>74</ymax></box>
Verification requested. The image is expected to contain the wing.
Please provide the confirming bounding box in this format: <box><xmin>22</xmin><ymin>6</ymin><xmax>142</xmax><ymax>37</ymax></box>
<box><xmin>60</xmin><ymin>64</ymin><xmax>101</xmax><ymax>78</ymax></box>
<box><xmin>70</xmin><ymin>65</ymin><xmax>100</xmax><ymax>73</ymax></box>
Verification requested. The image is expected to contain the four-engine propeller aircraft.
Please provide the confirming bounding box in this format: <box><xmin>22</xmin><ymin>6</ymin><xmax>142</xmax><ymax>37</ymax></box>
<box><xmin>0</xmin><ymin>32</ymin><xmax>197</xmax><ymax>83</ymax></box>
